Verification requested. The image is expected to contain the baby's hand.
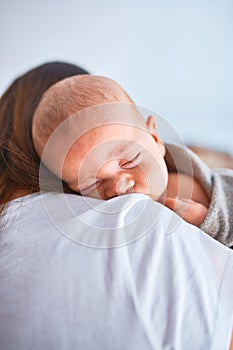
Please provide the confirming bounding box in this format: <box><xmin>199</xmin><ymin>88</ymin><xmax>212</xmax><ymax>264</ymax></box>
<box><xmin>165</xmin><ymin>197</ymin><xmax>208</xmax><ymax>227</ymax></box>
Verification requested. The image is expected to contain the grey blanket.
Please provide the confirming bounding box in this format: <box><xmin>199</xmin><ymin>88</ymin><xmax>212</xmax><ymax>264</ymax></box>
<box><xmin>165</xmin><ymin>143</ymin><xmax>233</xmax><ymax>247</ymax></box>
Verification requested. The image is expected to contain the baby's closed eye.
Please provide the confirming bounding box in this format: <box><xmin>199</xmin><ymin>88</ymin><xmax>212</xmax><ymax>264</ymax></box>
<box><xmin>120</xmin><ymin>152</ymin><xmax>142</xmax><ymax>169</ymax></box>
<box><xmin>80</xmin><ymin>180</ymin><xmax>102</xmax><ymax>196</ymax></box>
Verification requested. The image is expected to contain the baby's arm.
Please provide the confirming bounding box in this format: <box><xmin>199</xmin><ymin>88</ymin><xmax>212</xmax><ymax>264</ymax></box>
<box><xmin>165</xmin><ymin>197</ymin><xmax>208</xmax><ymax>227</ymax></box>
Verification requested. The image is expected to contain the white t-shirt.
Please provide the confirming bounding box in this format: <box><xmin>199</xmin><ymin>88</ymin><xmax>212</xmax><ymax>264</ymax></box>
<box><xmin>0</xmin><ymin>192</ymin><xmax>232</xmax><ymax>350</ymax></box>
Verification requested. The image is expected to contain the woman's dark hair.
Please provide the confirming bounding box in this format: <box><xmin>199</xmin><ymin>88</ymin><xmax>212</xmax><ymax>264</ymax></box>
<box><xmin>0</xmin><ymin>61</ymin><xmax>89</xmax><ymax>215</ymax></box>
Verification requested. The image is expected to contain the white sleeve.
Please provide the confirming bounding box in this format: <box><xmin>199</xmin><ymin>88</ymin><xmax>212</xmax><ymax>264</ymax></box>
<box><xmin>0</xmin><ymin>192</ymin><xmax>233</xmax><ymax>350</ymax></box>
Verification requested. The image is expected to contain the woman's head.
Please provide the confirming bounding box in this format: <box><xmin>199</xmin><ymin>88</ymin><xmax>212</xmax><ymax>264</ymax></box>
<box><xmin>0</xmin><ymin>61</ymin><xmax>89</xmax><ymax>206</ymax></box>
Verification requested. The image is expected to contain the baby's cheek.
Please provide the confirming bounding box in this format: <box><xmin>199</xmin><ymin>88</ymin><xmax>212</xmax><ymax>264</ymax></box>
<box><xmin>124</xmin><ymin>166</ymin><xmax>148</xmax><ymax>196</ymax></box>
<box><xmin>143</xmin><ymin>160</ymin><xmax>168</xmax><ymax>200</ymax></box>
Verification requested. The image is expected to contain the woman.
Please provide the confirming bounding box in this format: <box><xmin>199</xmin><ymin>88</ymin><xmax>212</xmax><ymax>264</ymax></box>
<box><xmin>0</xmin><ymin>63</ymin><xmax>232</xmax><ymax>350</ymax></box>
<box><xmin>0</xmin><ymin>61</ymin><xmax>89</xmax><ymax>215</ymax></box>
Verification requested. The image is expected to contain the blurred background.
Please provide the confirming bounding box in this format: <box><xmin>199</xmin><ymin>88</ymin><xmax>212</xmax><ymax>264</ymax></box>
<box><xmin>1</xmin><ymin>0</ymin><xmax>233</xmax><ymax>154</ymax></box>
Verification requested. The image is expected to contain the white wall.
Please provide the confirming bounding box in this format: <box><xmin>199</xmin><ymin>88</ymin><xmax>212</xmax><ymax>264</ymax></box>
<box><xmin>1</xmin><ymin>0</ymin><xmax>233</xmax><ymax>152</ymax></box>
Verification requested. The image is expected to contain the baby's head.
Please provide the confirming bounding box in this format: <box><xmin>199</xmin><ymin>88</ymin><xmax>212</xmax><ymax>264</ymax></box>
<box><xmin>32</xmin><ymin>75</ymin><xmax>168</xmax><ymax>201</ymax></box>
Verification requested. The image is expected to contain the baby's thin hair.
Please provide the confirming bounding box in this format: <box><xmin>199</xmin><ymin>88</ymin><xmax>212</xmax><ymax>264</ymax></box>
<box><xmin>32</xmin><ymin>75</ymin><xmax>134</xmax><ymax>155</ymax></box>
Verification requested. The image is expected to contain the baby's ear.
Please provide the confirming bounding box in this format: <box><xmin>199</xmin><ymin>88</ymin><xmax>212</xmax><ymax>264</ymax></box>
<box><xmin>146</xmin><ymin>115</ymin><xmax>166</xmax><ymax>157</ymax></box>
<box><xmin>146</xmin><ymin>115</ymin><xmax>157</xmax><ymax>134</ymax></box>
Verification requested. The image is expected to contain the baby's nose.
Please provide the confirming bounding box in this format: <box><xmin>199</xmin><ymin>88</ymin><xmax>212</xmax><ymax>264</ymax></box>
<box><xmin>116</xmin><ymin>178</ymin><xmax>135</xmax><ymax>195</ymax></box>
<box><xmin>104</xmin><ymin>177</ymin><xmax>135</xmax><ymax>199</ymax></box>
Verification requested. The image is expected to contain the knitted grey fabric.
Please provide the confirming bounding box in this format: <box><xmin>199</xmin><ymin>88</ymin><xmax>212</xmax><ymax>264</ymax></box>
<box><xmin>165</xmin><ymin>143</ymin><xmax>233</xmax><ymax>248</ymax></box>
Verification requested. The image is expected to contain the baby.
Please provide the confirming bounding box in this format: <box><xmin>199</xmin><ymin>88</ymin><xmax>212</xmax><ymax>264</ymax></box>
<box><xmin>32</xmin><ymin>75</ymin><xmax>233</xmax><ymax>247</ymax></box>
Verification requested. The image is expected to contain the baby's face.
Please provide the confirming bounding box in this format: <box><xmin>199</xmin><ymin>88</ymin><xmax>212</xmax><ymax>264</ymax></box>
<box><xmin>50</xmin><ymin>103</ymin><xmax>168</xmax><ymax>202</ymax></box>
